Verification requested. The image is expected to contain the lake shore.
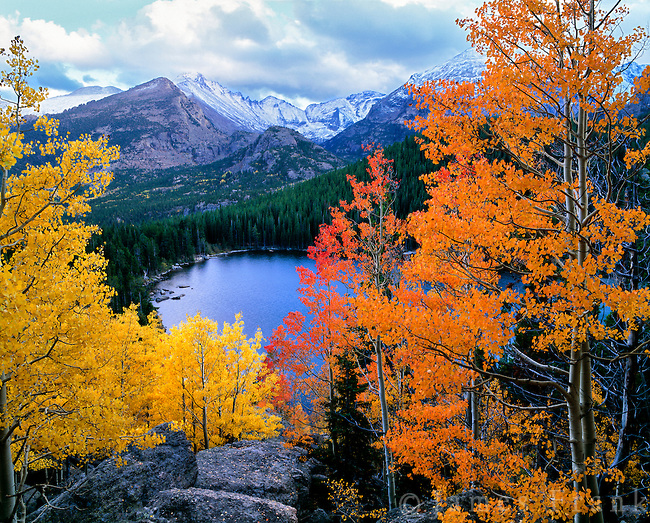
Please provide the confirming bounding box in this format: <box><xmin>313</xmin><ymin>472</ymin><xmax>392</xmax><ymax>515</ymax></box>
<box><xmin>148</xmin><ymin>250</ymin><xmax>315</xmax><ymax>336</ymax></box>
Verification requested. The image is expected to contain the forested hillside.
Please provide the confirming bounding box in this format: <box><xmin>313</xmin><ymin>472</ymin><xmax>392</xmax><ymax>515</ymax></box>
<box><xmin>93</xmin><ymin>136</ymin><xmax>432</xmax><ymax>314</ymax></box>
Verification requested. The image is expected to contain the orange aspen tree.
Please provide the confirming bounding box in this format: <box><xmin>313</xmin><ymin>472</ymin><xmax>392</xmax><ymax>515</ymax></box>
<box><xmin>391</xmin><ymin>1</ymin><xmax>650</xmax><ymax>522</ymax></box>
<box><xmin>0</xmin><ymin>38</ymin><xmax>162</xmax><ymax>523</ymax></box>
<box><xmin>266</xmin><ymin>253</ymin><xmax>351</xmax><ymax>434</ymax></box>
<box><xmin>308</xmin><ymin>146</ymin><xmax>406</xmax><ymax>509</ymax></box>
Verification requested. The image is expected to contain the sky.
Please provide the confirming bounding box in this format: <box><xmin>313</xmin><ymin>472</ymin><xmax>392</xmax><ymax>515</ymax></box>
<box><xmin>1</xmin><ymin>0</ymin><xmax>650</xmax><ymax>108</ymax></box>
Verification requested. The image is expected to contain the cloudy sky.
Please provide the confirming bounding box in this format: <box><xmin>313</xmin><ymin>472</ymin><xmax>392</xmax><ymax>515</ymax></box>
<box><xmin>1</xmin><ymin>0</ymin><xmax>649</xmax><ymax>108</ymax></box>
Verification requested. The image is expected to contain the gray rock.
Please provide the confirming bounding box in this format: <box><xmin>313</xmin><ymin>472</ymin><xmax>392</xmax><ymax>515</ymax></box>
<box><xmin>29</xmin><ymin>423</ymin><xmax>197</xmax><ymax>523</ymax></box>
<box><xmin>302</xmin><ymin>507</ymin><xmax>332</xmax><ymax>523</ymax></box>
<box><xmin>196</xmin><ymin>439</ymin><xmax>318</xmax><ymax>517</ymax></box>
<box><xmin>145</xmin><ymin>488</ymin><xmax>298</xmax><ymax>523</ymax></box>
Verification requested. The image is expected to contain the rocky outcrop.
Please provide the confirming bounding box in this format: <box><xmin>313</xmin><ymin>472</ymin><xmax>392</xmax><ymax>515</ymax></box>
<box><xmin>147</xmin><ymin>488</ymin><xmax>299</xmax><ymax>523</ymax></box>
<box><xmin>29</xmin><ymin>423</ymin><xmax>198</xmax><ymax>523</ymax></box>
<box><xmin>196</xmin><ymin>439</ymin><xmax>320</xmax><ymax>518</ymax></box>
<box><xmin>225</xmin><ymin>126</ymin><xmax>345</xmax><ymax>180</ymax></box>
<box><xmin>29</xmin><ymin>428</ymin><xmax>327</xmax><ymax>523</ymax></box>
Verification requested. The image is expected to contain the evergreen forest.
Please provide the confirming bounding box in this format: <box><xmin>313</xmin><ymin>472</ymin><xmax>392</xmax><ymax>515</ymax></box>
<box><xmin>92</xmin><ymin>136</ymin><xmax>432</xmax><ymax>315</ymax></box>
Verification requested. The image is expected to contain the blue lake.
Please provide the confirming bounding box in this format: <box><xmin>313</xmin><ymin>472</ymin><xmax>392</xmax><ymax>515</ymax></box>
<box><xmin>153</xmin><ymin>251</ymin><xmax>316</xmax><ymax>341</ymax></box>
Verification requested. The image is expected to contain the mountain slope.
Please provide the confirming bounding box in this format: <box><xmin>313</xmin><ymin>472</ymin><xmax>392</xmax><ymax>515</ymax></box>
<box><xmin>323</xmin><ymin>49</ymin><xmax>486</xmax><ymax>161</ymax></box>
<box><xmin>175</xmin><ymin>73</ymin><xmax>384</xmax><ymax>143</ymax></box>
<box><xmin>91</xmin><ymin>126</ymin><xmax>345</xmax><ymax>223</ymax></box>
<box><xmin>223</xmin><ymin>126</ymin><xmax>346</xmax><ymax>179</ymax></box>
<box><xmin>52</xmin><ymin>78</ymin><xmax>254</xmax><ymax>171</ymax></box>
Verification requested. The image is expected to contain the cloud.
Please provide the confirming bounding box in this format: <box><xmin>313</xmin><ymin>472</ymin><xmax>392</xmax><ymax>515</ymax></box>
<box><xmin>34</xmin><ymin>62</ymin><xmax>83</xmax><ymax>92</ymax></box>
<box><xmin>3</xmin><ymin>0</ymin><xmax>645</xmax><ymax>107</ymax></box>
<box><xmin>100</xmin><ymin>0</ymin><xmax>469</xmax><ymax>105</ymax></box>
<box><xmin>0</xmin><ymin>0</ymin><xmax>473</xmax><ymax>104</ymax></box>
<box><xmin>294</xmin><ymin>0</ymin><xmax>467</xmax><ymax>68</ymax></box>
<box><xmin>378</xmin><ymin>0</ymin><xmax>480</xmax><ymax>16</ymax></box>
<box><xmin>0</xmin><ymin>15</ymin><xmax>109</xmax><ymax>67</ymax></box>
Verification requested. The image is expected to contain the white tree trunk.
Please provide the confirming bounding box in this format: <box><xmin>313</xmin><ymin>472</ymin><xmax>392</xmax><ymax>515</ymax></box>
<box><xmin>0</xmin><ymin>373</ymin><xmax>16</xmax><ymax>523</ymax></box>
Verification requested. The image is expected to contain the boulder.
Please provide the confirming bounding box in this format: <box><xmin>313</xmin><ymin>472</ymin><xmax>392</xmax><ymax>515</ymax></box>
<box><xmin>29</xmin><ymin>423</ymin><xmax>197</xmax><ymax>523</ymax></box>
<box><xmin>145</xmin><ymin>488</ymin><xmax>298</xmax><ymax>523</ymax></box>
<box><xmin>196</xmin><ymin>438</ymin><xmax>320</xmax><ymax>517</ymax></box>
<box><xmin>27</xmin><ymin>430</ymin><xmax>328</xmax><ymax>523</ymax></box>
<box><xmin>301</xmin><ymin>507</ymin><xmax>333</xmax><ymax>523</ymax></box>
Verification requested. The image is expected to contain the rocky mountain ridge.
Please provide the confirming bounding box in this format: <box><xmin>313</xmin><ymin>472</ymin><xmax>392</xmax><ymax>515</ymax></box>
<box><xmin>51</xmin><ymin>77</ymin><xmax>243</xmax><ymax>171</ymax></box>
<box><xmin>18</xmin><ymin>49</ymin><xmax>649</xmax><ymax>214</ymax></box>
<box><xmin>175</xmin><ymin>72</ymin><xmax>385</xmax><ymax>143</ymax></box>
<box><xmin>323</xmin><ymin>48</ymin><xmax>484</xmax><ymax>160</ymax></box>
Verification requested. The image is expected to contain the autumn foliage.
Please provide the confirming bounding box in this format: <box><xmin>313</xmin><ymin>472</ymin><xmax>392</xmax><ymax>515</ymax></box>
<box><xmin>149</xmin><ymin>314</ymin><xmax>281</xmax><ymax>451</ymax></box>
<box><xmin>3</xmin><ymin>0</ymin><xmax>650</xmax><ymax>519</ymax></box>
<box><xmin>0</xmin><ymin>38</ymin><xmax>281</xmax><ymax>522</ymax></box>
<box><xmin>384</xmin><ymin>1</ymin><xmax>650</xmax><ymax>522</ymax></box>
<box><xmin>271</xmin><ymin>1</ymin><xmax>650</xmax><ymax>521</ymax></box>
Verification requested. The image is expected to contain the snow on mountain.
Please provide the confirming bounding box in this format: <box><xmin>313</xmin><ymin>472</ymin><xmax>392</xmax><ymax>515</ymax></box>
<box><xmin>258</xmin><ymin>95</ymin><xmax>308</xmax><ymax>127</ymax></box>
<box><xmin>0</xmin><ymin>86</ymin><xmax>123</xmax><ymax>116</ymax></box>
<box><xmin>616</xmin><ymin>61</ymin><xmax>649</xmax><ymax>95</ymax></box>
<box><xmin>175</xmin><ymin>72</ymin><xmax>384</xmax><ymax>143</ymax></box>
<box><xmin>175</xmin><ymin>73</ymin><xmax>276</xmax><ymax>132</ymax></box>
<box><xmin>37</xmin><ymin>86</ymin><xmax>123</xmax><ymax>115</ymax></box>
<box><xmin>305</xmin><ymin>91</ymin><xmax>385</xmax><ymax>130</ymax></box>
<box><xmin>323</xmin><ymin>49</ymin><xmax>488</xmax><ymax>160</ymax></box>
<box><xmin>408</xmin><ymin>48</ymin><xmax>486</xmax><ymax>87</ymax></box>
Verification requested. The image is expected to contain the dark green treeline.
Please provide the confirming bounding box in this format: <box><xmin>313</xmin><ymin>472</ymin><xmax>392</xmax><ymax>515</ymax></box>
<box><xmin>91</xmin><ymin>137</ymin><xmax>434</xmax><ymax>316</ymax></box>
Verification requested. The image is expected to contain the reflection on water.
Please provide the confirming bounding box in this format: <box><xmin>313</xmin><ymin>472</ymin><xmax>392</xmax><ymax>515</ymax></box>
<box><xmin>153</xmin><ymin>251</ymin><xmax>315</xmax><ymax>341</ymax></box>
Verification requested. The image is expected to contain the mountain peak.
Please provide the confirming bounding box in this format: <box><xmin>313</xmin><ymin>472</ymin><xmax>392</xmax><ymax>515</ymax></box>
<box><xmin>175</xmin><ymin>74</ymin><xmax>386</xmax><ymax>142</ymax></box>
<box><xmin>408</xmin><ymin>48</ymin><xmax>486</xmax><ymax>87</ymax></box>
<box><xmin>130</xmin><ymin>77</ymin><xmax>177</xmax><ymax>93</ymax></box>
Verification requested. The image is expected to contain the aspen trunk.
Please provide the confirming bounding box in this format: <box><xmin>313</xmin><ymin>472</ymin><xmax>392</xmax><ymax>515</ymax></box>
<box><xmin>328</xmin><ymin>360</ymin><xmax>337</xmax><ymax>459</ymax></box>
<box><xmin>470</xmin><ymin>388</ymin><xmax>479</xmax><ymax>441</ymax></box>
<box><xmin>202</xmin><ymin>403</ymin><xmax>209</xmax><ymax>450</ymax></box>
<box><xmin>375</xmin><ymin>335</ymin><xmax>396</xmax><ymax>509</ymax></box>
<box><xmin>580</xmin><ymin>343</ymin><xmax>604</xmax><ymax>523</ymax></box>
<box><xmin>567</xmin><ymin>341</ymin><xmax>589</xmax><ymax>523</ymax></box>
<box><xmin>574</xmin><ymin>67</ymin><xmax>603</xmax><ymax>521</ymax></box>
<box><xmin>0</xmin><ymin>374</ymin><xmax>16</xmax><ymax>523</ymax></box>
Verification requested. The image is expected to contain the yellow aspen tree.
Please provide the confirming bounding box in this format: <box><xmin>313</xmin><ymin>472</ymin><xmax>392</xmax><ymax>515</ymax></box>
<box><xmin>150</xmin><ymin>314</ymin><xmax>281</xmax><ymax>451</ymax></box>
<box><xmin>0</xmin><ymin>38</ymin><xmax>160</xmax><ymax>523</ymax></box>
<box><xmin>392</xmin><ymin>1</ymin><xmax>650</xmax><ymax>522</ymax></box>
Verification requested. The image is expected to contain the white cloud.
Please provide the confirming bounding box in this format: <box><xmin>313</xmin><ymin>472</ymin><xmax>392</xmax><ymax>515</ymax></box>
<box><xmin>2</xmin><ymin>0</ymin><xmax>647</xmax><ymax>102</ymax></box>
<box><xmin>0</xmin><ymin>15</ymin><xmax>109</xmax><ymax>67</ymax></box>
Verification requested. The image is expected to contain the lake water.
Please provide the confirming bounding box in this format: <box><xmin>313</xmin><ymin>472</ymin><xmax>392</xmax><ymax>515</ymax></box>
<box><xmin>153</xmin><ymin>251</ymin><xmax>316</xmax><ymax>341</ymax></box>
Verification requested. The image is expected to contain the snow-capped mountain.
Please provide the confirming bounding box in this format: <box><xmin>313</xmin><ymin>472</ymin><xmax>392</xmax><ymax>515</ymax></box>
<box><xmin>616</xmin><ymin>61</ymin><xmax>649</xmax><ymax>95</ymax></box>
<box><xmin>323</xmin><ymin>49</ymin><xmax>487</xmax><ymax>160</ymax></box>
<box><xmin>175</xmin><ymin>72</ymin><xmax>384</xmax><ymax>143</ymax></box>
<box><xmin>408</xmin><ymin>48</ymin><xmax>485</xmax><ymax>87</ymax></box>
<box><xmin>0</xmin><ymin>86</ymin><xmax>123</xmax><ymax>116</ymax></box>
<box><xmin>37</xmin><ymin>86</ymin><xmax>123</xmax><ymax>115</ymax></box>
